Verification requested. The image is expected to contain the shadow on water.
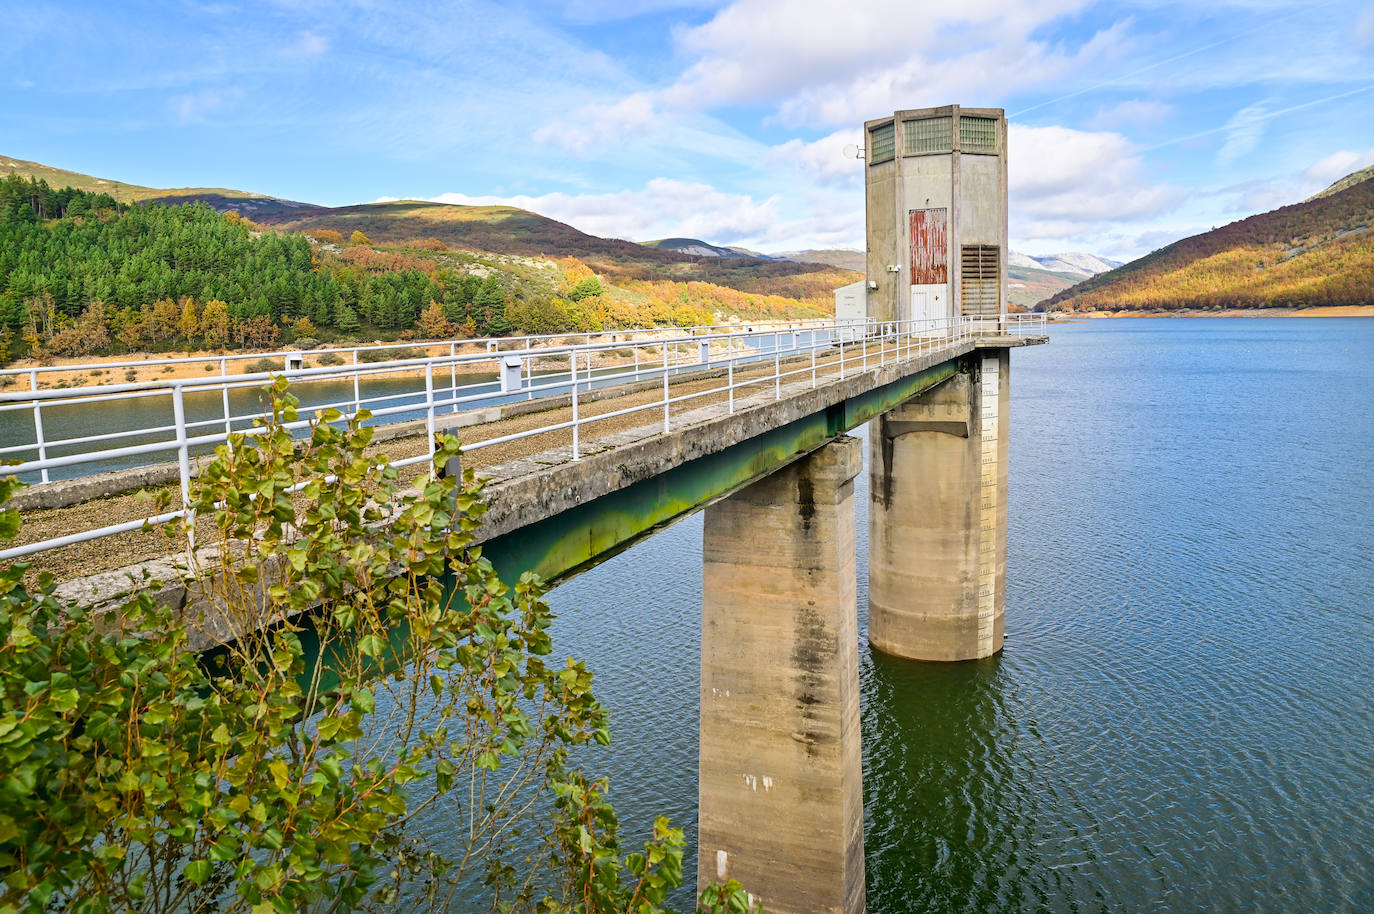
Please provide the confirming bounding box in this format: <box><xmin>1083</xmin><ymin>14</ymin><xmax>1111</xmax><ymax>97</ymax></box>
<box><xmin>861</xmin><ymin>650</ymin><xmax>1089</xmax><ymax>914</ymax></box>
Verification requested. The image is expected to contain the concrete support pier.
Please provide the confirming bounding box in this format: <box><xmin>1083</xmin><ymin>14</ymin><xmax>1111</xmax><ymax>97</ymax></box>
<box><xmin>698</xmin><ymin>435</ymin><xmax>866</xmax><ymax>914</ymax></box>
<box><xmin>868</xmin><ymin>350</ymin><xmax>1010</xmax><ymax>661</ymax></box>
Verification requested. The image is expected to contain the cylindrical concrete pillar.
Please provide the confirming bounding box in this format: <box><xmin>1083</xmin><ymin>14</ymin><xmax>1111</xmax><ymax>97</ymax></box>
<box><xmin>698</xmin><ymin>435</ymin><xmax>866</xmax><ymax>914</ymax></box>
<box><xmin>868</xmin><ymin>350</ymin><xmax>1009</xmax><ymax>661</ymax></box>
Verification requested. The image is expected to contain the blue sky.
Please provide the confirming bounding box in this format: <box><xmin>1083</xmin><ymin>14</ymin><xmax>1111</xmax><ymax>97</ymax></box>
<box><xmin>4</xmin><ymin>0</ymin><xmax>1373</xmax><ymax>259</ymax></box>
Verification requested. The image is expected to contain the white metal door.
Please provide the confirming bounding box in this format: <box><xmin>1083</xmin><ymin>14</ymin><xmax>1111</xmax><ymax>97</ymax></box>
<box><xmin>910</xmin><ymin>290</ymin><xmax>929</xmax><ymax>326</ymax></box>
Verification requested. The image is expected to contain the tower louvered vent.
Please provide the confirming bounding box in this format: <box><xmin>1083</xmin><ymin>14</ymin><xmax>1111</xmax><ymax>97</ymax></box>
<box><xmin>960</xmin><ymin>245</ymin><xmax>1000</xmax><ymax>317</ymax></box>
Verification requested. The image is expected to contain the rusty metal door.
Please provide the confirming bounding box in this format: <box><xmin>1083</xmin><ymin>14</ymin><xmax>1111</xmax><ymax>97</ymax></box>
<box><xmin>909</xmin><ymin>208</ymin><xmax>948</xmax><ymax>284</ymax></box>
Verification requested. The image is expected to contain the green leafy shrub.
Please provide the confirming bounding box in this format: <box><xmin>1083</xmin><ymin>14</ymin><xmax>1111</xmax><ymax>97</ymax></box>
<box><xmin>0</xmin><ymin>379</ymin><xmax>759</xmax><ymax>914</ymax></box>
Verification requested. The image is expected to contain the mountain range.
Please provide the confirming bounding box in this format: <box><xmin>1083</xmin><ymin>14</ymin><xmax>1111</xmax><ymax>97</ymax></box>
<box><xmin>1</xmin><ymin>154</ymin><xmax>1121</xmax><ymax>308</ymax></box>
<box><xmin>8</xmin><ymin>151</ymin><xmax>1371</xmax><ymax>313</ymax></box>
<box><xmin>642</xmin><ymin>239</ymin><xmax>1121</xmax><ymax>308</ymax></box>
<box><xmin>0</xmin><ymin>155</ymin><xmax>842</xmax><ymax>285</ymax></box>
<box><xmin>1044</xmin><ymin>166</ymin><xmax>1374</xmax><ymax>312</ymax></box>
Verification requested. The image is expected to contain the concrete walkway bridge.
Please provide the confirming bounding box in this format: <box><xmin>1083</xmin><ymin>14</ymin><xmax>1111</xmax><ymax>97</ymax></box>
<box><xmin>3</xmin><ymin>314</ymin><xmax>1046</xmax><ymax>913</ymax></box>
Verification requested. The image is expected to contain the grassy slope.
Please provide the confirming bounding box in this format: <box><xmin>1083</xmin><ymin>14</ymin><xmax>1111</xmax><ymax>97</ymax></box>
<box><xmin>1007</xmin><ymin>265</ymin><xmax>1080</xmax><ymax>308</ymax></box>
<box><xmin>1045</xmin><ymin>172</ymin><xmax>1374</xmax><ymax>311</ymax></box>
<box><xmin>1309</xmin><ymin>164</ymin><xmax>1374</xmax><ymax>201</ymax></box>
<box><xmin>781</xmin><ymin>249</ymin><xmax>865</xmax><ymax>271</ymax></box>
<box><xmin>0</xmin><ymin>154</ymin><xmax>271</xmax><ymax>204</ymax></box>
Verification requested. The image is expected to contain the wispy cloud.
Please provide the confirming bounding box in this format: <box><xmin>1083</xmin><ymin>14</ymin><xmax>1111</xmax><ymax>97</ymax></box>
<box><xmin>283</xmin><ymin>30</ymin><xmax>329</xmax><ymax>58</ymax></box>
<box><xmin>1217</xmin><ymin>102</ymin><xmax>1270</xmax><ymax>164</ymax></box>
<box><xmin>169</xmin><ymin>87</ymin><xmax>245</xmax><ymax>124</ymax></box>
<box><xmin>1357</xmin><ymin>4</ymin><xmax>1374</xmax><ymax>48</ymax></box>
<box><xmin>1087</xmin><ymin>99</ymin><xmax>1175</xmax><ymax>131</ymax></box>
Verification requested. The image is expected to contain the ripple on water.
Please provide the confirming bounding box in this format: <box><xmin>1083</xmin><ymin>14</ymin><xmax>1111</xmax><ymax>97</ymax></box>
<box><xmin>421</xmin><ymin>319</ymin><xmax>1373</xmax><ymax>912</ymax></box>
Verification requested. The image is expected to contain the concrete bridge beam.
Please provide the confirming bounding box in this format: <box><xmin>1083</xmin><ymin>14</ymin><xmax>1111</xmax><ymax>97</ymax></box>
<box><xmin>868</xmin><ymin>349</ymin><xmax>1009</xmax><ymax>661</ymax></box>
<box><xmin>698</xmin><ymin>435</ymin><xmax>866</xmax><ymax>914</ymax></box>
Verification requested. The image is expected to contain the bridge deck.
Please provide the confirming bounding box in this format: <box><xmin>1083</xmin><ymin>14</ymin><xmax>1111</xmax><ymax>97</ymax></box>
<box><xmin>30</xmin><ymin>330</ymin><xmax>1044</xmax><ymax>623</ymax></box>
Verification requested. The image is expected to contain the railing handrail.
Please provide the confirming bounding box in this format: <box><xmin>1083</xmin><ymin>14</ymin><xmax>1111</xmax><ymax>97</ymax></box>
<box><xmin>0</xmin><ymin>313</ymin><xmax>1045</xmax><ymax>561</ymax></box>
<box><xmin>0</xmin><ymin>317</ymin><xmax>841</xmax><ymax>385</ymax></box>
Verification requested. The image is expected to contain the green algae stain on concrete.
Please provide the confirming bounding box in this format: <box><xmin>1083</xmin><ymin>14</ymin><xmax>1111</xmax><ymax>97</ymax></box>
<box><xmin>482</xmin><ymin>357</ymin><xmax>964</xmax><ymax>586</ymax></box>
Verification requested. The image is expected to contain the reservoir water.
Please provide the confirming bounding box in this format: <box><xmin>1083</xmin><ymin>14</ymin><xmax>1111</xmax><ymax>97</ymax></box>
<box><xmin>537</xmin><ymin>318</ymin><xmax>1373</xmax><ymax>912</ymax></box>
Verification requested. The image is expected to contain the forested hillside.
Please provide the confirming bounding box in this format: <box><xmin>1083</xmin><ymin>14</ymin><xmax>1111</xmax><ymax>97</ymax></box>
<box><xmin>0</xmin><ymin>175</ymin><xmax>836</xmax><ymax>363</ymax></box>
<box><xmin>1044</xmin><ymin>171</ymin><xmax>1374</xmax><ymax>312</ymax></box>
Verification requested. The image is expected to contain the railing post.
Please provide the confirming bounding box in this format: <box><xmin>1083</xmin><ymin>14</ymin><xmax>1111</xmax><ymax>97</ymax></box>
<box><xmin>840</xmin><ymin>336</ymin><xmax>846</xmax><ymax>380</ymax></box>
<box><xmin>439</xmin><ymin>425</ymin><xmax>462</xmax><ymax>481</ymax></box>
<box><xmin>450</xmin><ymin>342</ymin><xmax>458</xmax><ymax>413</ymax></box>
<box><xmin>425</xmin><ymin>362</ymin><xmax>436</xmax><ymax>479</ymax></box>
<box><xmin>221</xmin><ymin>357</ymin><xmax>231</xmax><ymax>438</ymax></box>
<box><xmin>774</xmin><ymin>345</ymin><xmax>781</xmax><ymax>400</ymax></box>
<box><xmin>32</xmin><ymin>395</ymin><xmax>49</xmax><ymax>485</ymax></box>
<box><xmin>728</xmin><ymin>336</ymin><xmax>734</xmax><ymax>414</ymax></box>
<box><xmin>172</xmin><ymin>384</ymin><xmax>194</xmax><ymax>553</ymax></box>
<box><xmin>571</xmin><ymin>351</ymin><xmax>580</xmax><ymax>460</ymax></box>
<box><xmin>352</xmin><ymin>349</ymin><xmax>361</xmax><ymax>417</ymax></box>
<box><xmin>663</xmin><ymin>367</ymin><xmax>670</xmax><ymax>434</ymax></box>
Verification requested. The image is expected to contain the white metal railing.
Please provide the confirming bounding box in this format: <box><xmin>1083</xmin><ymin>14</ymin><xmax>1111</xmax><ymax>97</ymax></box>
<box><xmin>0</xmin><ymin>318</ymin><xmax>835</xmax><ymax>393</ymax></box>
<box><xmin>0</xmin><ymin>313</ymin><xmax>1044</xmax><ymax>560</ymax></box>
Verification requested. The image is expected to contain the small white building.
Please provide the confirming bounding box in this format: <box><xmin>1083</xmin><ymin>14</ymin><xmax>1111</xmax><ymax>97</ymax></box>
<box><xmin>834</xmin><ymin>279</ymin><xmax>867</xmax><ymax>322</ymax></box>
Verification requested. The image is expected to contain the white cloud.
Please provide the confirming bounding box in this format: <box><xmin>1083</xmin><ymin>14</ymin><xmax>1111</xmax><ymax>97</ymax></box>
<box><xmin>661</xmin><ymin>0</ymin><xmax>1092</xmax><ymax>122</ymax></box>
<box><xmin>774</xmin><ymin>21</ymin><xmax>1128</xmax><ymax>129</ymax></box>
<box><xmin>766</xmin><ymin>129</ymin><xmax>863</xmax><ymax>187</ymax></box>
<box><xmin>537</xmin><ymin>0</ymin><xmax>1112</xmax><ymax>147</ymax></box>
<box><xmin>1303</xmin><ymin>147</ymin><xmax>1374</xmax><ymax>184</ymax></box>
<box><xmin>533</xmin><ymin>93</ymin><xmax>659</xmax><ymax>154</ymax></box>
<box><xmin>1010</xmin><ymin>124</ymin><xmax>1184</xmax><ymax>242</ymax></box>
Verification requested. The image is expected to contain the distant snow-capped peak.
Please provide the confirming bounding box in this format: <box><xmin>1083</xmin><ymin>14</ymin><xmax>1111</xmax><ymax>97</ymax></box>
<box><xmin>1011</xmin><ymin>250</ymin><xmax>1121</xmax><ymax>277</ymax></box>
